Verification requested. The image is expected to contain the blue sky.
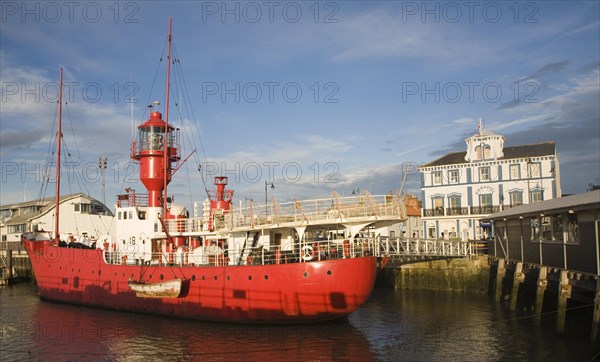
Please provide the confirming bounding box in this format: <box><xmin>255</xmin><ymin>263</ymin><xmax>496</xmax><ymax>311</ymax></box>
<box><xmin>1</xmin><ymin>1</ymin><xmax>599</xmax><ymax>210</ymax></box>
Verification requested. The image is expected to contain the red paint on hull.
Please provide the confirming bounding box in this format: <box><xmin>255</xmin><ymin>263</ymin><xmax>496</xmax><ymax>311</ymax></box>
<box><xmin>23</xmin><ymin>239</ymin><xmax>377</xmax><ymax>323</ymax></box>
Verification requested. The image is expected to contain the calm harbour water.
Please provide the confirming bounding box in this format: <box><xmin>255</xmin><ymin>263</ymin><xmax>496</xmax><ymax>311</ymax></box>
<box><xmin>1</xmin><ymin>284</ymin><xmax>598</xmax><ymax>361</ymax></box>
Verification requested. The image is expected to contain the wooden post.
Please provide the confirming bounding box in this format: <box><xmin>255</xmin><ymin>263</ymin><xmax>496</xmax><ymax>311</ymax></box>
<box><xmin>534</xmin><ymin>267</ymin><xmax>548</xmax><ymax>325</ymax></box>
<box><xmin>7</xmin><ymin>249</ymin><xmax>13</xmax><ymax>279</ymax></box>
<box><xmin>509</xmin><ymin>262</ymin><xmax>524</xmax><ymax>311</ymax></box>
<box><xmin>556</xmin><ymin>270</ymin><xmax>571</xmax><ymax>333</ymax></box>
<box><xmin>591</xmin><ymin>278</ymin><xmax>600</xmax><ymax>342</ymax></box>
<box><xmin>494</xmin><ymin>258</ymin><xmax>506</xmax><ymax>302</ymax></box>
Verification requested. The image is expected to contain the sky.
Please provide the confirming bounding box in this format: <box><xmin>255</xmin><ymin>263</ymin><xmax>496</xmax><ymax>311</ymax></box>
<box><xmin>1</xmin><ymin>1</ymin><xmax>599</xmax><ymax>212</ymax></box>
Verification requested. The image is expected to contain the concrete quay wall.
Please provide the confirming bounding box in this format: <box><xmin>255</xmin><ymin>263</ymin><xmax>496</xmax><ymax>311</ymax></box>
<box><xmin>378</xmin><ymin>256</ymin><xmax>491</xmax><ymax>294</ymax></box>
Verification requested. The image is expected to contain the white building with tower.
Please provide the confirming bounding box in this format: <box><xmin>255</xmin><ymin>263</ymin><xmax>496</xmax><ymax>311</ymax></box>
<box><xmin>419</xmin><ymin>127</ymin><xmax>561</xmax><ymax>240</ymax></box>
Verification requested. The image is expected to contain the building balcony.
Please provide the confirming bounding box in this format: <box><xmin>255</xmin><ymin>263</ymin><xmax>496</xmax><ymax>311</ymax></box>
<box><xmin>422</xmin><ymin>205</ymin><xmax>502</xmax><ymax>217</ymax></box>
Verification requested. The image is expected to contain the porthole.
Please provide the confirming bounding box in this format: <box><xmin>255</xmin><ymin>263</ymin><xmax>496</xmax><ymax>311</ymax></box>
<box><xmin>264</xmin><ymin>275</ymin><xmax>268</xmax><ymax>280</ymax></box>
<box><xmin>303</xmin><ymin>272</ymin><xmax>308</xmax><ymax>278</ymax></box>
<box><xmin>202</xmin><ymin>276</ymin><xmax>205</xmax><ymax>280</ymax></box>
<box><xmin>227</xmin><ymin>276</ymin><xmax>230</xmax><ymax>281</ymax></box>
<box><xmin>160</xmin><ymin>274</ymin><xmax>164</xmax><ymax>280</ymax></box>
<box><xmin>98</xmin><ymin>270</ymin><xmax>102</xmax><ymax>276</ymax></box>
<box><xmin>192</xmin><ymin>275</ymin><xmax>196</xmax><ymax>281</ymax></box>
<box><xmin>327</xmin><ymin>270</ymin><xmax>332</xmax><ymax>275</ymax></box>
<box><xmin>248</xmin><ymin>275</ymin><xmax>252</xmax><ymax>280</ymax></box>
<box><xmin>214</xmin><ymin>276</ymin><xmax>218</xmax><ymax>280</ymax></box>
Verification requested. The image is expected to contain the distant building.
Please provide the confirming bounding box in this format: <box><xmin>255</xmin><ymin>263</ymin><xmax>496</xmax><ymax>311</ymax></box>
<box><xmin>375</xmin><ymin>193</ymin><xmax>423</xmax><ymax>239</ymax></box>
<box><xmin>419</xmin><ymin>128</ymin><xmax>561</xmax><ymax>240</ymax></box>
<box><xmin>0</xmin><ymin>193</ymin><xmax>114</xmax><ymax>250</ymax></box>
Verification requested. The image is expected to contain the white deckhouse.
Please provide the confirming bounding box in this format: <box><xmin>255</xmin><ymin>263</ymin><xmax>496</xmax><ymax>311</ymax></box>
<box><xmin>419</xmin><ymin>128</ymin><xmax>561</xmax><ymax>241</ymax></box>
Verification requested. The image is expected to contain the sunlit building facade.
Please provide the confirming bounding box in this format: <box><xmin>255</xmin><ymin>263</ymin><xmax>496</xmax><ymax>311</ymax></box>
<box><xmin>419</xmin><ymin>129</ymin><xmax>561</xmax><ymax>240</ymax></box>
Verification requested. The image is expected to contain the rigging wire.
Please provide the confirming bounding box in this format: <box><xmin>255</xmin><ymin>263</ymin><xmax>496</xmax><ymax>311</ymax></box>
<box><xmin>170</xmin><ymin>42</ymin><xmax>213</xmax><ymax>199</ymax></box>
<box><xmin>37</xmin><ymin>100</ymin><xmax>60</xmax><ymax>203</ymax></box>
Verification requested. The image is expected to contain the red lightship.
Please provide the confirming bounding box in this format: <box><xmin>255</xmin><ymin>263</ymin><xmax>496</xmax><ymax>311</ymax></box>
<box><xmin>22</xmin><ymin>18</ymin><xmax>405</xmax><ymax>323</ymax></box>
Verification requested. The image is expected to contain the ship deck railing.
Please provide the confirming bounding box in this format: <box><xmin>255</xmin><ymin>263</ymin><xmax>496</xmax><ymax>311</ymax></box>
<box><xmin>165</xmin><ymin>193</ymin><xmax>406</xmax><ymax>233</ymax></box>
<box><xmin>102</xmin><ymin>236</ymin><xmax>473</xmax><ymax>268</ymax></box>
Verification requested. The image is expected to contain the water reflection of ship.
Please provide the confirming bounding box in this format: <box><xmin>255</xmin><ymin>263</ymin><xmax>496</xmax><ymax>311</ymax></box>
<box><xmin>26</xmin><ymin>299</ymin><xmax>376</xmax><ymax>361</ymax></box>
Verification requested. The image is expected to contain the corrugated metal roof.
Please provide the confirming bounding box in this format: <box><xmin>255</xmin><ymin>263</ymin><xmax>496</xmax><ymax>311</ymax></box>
<box><xmin>487</xmin><ymin>190</ymin><xmax>600</xmax><ymax>220</ymax></box>
<box><xmin>421</xmin><ymin>142</ymin><xmax>556</xmax><ymax>168</ymax></box>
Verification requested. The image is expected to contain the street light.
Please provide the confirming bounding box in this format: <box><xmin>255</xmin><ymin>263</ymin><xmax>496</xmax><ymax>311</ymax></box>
<box><xmin>352</xmin><ymin>188</ymin><xmax>360</xmax><ymax>195</ymax></box>
<box><xmin>265</xmin><ymin>180</ymin><xmax>274</xmax><ymax>215</ymax></box>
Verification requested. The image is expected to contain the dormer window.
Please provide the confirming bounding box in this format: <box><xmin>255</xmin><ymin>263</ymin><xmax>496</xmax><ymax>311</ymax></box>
<box><xmin>475</xmin><ymin>144</ymin><xmax>491</xmax><ymax>160</ymax></box>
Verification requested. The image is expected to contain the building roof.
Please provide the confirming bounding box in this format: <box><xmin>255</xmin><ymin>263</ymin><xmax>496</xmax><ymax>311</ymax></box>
<box><xmin>1</xmin><ymin>193</ymin><xmax>113</xmax><ymax>225</ymax></box>
<box><xmin>421</xmin><ymin>142</ymin><xmax>556</xmax><ymax>168</ymax></box>
<box><xmin>465</xmin><ymin>129</ymin><xmax>503</xmax><ymax>139</ymax></box>
<box><xmin>405</xmin><ymin>205</ymin><xmax>421</xmax><ymax>217</ymax></box>
<box><xmin>486</xmin><ymin>190</ymin><xmax>600</xmax><ymax>220</ymax></box>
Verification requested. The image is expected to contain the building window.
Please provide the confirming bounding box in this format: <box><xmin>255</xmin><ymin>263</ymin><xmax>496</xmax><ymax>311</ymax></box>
<box><xmin>509</xmin><ymin>191</ymin><xmax>523</xmax><ymax>207</ymax></box>
<box><xmin>479</xmin><ymin>167</ymin><xmax>490</xmax><ymax>182</ymax></box>
<box><xmin>8</xmin><ymin>224</ymin><xmax>25</xmax><ymax>234</ymax></box>
<box><xmin>479</xmin><ymin>194</ymin><xmax>492</xmax><ymax>213</ymax></box>
<box><xmin>432</xmin><ymin>171</ymin><xmax>442</xmax><ymax>185</ymax></box>
<box><xmin>528</xmin><ymin>162</ymin><xmax>541</xmax><ymax>178</ymax></box>
<box><xmin>531</xmin><ymin>213</ymin><xmax>578</xmax><ymax>245</ymax></box>
<box><xmin>433</xmin><ymin>197</ymin><xmax>444</xmax><ymax>215</ymax></box>
<box><xmin>475</xmin><ymin>144</ymin><xmax>491</xmax><ymax>159</ymax></box>
<box><xmin>540</xmin><ymin>215</ymin><xmax>562</xmax><ymax>241</ymax></box>
<box><xmin>448</xmin><ymin>170</ymin><xmax>459</xmax><ymax>184</ymax></box>
<box><xmin>530</xmin><ymin>217</ymin><xmax>540</xmax><ymax>240</ymax></box>
<box><xmin>567</xmin><ymin>213</ymin><xmax>579</xmax><ymax>244</ymax></box>
<box><xmin>530</xmin><ymin>190</ymin><xmax>543</xmax><ymax>203</ymax></box>
<box><xmin>509</xmin><ymin>164</ymin><xmax>520</xmax><ymax>180</ymax></box>
<box><xmin>448</xmin><ymin>195</ymin><xmax>461</xmax><ymax>215</ymax></box>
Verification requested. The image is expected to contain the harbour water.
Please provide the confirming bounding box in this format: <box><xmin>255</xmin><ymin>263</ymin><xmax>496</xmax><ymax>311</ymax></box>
<box><xmin>1</xmin><ymin>284</ymin><xmax>598</xmax><ymax>361</ymax></box>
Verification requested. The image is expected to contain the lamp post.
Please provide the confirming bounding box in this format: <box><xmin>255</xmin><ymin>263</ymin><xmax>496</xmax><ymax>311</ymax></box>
<box><xmin>99</xmin><ymin>157</ymin><xmax>107</xmax><ymax>205</ymax></box>
<box><xmin>265</xmin><ymin>180</ymin><xmax>274</xmax><ymax>215</ymax></box>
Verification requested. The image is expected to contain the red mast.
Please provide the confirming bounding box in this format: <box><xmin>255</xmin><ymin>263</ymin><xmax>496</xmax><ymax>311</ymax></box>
<box><xmin>131</xmin><ymin>18</ymin><xmax>179</xmax><ymax>210</ymax></box>
<box><xmin>163</xmin><ymin>17</ymin><xmax>172</xmax><ymax>218</ymax></box>
<box><xmin>54</xmin><ymin>67</ymin><xmax>63</xmax><ymax>242</ymax></box>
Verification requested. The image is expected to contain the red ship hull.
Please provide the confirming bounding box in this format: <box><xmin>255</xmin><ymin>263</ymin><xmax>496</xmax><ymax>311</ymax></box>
<box><xmin>23</xmin><ymin>238</ymin><xmax>378</xmax><ymax>323</ymax></box>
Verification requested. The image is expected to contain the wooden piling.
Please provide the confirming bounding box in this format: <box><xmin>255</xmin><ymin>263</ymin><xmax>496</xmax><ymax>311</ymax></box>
<box><xmin>592</xmin><ymin>278</ymin><xmax>600</xmax><ymax>342</ymax></box>
<box><xmin>509</xmin><ymin>262</ymin><xmax>524</xmax><ymax>311</ymax></box>
<box><xmin>534</xmin><ymin>267</ymin><xmax>548</xmax><ymax>325</ymax></box>
<box><xmin>7</xmin><ymin>249</ymin><xmax>13</xmax><ymax>279</ymax></box>
<box><xmin>556</xmin><ymin>270</ymin><xmax>571</xmax><ymax>333</ymax></box>
<box><xmin>494</xmin><ymin>258</ymin><xmax>506</xmax><ymax>302</ymax></box>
